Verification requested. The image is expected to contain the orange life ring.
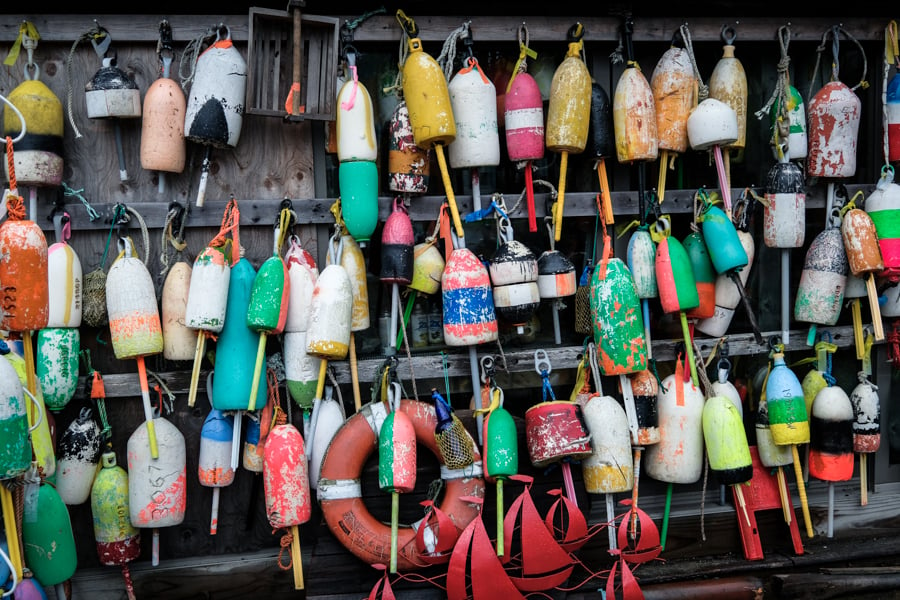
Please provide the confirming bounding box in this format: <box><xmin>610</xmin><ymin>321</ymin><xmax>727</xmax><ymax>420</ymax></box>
<box><xmin>318</xmin><ymin>398</ymin><xmax>484</xmax><ymax>571</ymax></box>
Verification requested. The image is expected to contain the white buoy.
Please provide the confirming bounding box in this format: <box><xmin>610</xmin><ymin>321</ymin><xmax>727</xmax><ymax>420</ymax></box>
<box><xmin>645</xmin><ymin>367</ymin><xmax>705</xmax><ymax>484</ymax></box>
<box><xmin>284</xmin><ymin>236</ymin><xmax>318</xmax><ymax>333</ymax></box>
<box><xmin>55</xmin><ymin>407</ymin><xmax>102</xmax><ymax>505</ymax></box>
<box><xmin>162</xmin><ymin>261</ymin><xmax>195</xmax><ymax>361</ymax></box>
<box><xmin>46</xmin><ymin>235</ymin><xmax>83</xmax><ymax>328</ymax></box>
<box><xmin>307</xmin><ymin>391</ymin><xmax>345</xmax><ymax>492</ymax></box>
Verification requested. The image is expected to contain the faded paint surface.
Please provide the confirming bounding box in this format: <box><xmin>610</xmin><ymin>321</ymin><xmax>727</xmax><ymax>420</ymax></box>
<box><xmin>505</xmin><ymin>73</ymin><xmax>544</xmax><ymax>162</ymax></box>
<box><xmin>524</xmin><ymin>402</ymin><xmax>592</xmax><ymax>467</ymax></box>
<box><xmin>410</xmin><ymin>243</ymin><xmax>444</xmax><ymax>295</ymax></box>
<box><xmin>389</xmin><ymin>100</ymin><xmax>430</xmax><ymax>193</ymax></box>
<box><xmin>6</xmin><ymin>79</ymin><xmax>64</xmax><ymax>185</ymax></box>
<box><xmin>708</xmin><ymin>45</ymin><xmax>748</xmax><ymax>149</ymax></box>
<box><xmin>613</xmin><ymin>67</ymin><xmax>658</xmax><ymax>162</ymax></box>
<box><xmin>199</xmin><ymin>410</ymin><xmax>236</xmax><ymax>487</ymax></box>
<box><xmin>106</xmin><ymin>256</ymin><xmax>163</xmax><ymax>359</ymax></box>
<box><xmin>247</xmin><ymin>256</ymin><xmax>289</xmax><ymax>333</ymax></box>
<box><xmin>546</xmin><ymin>55</ymin><xmax>591</xmax><ymax>154</ymax></box>
<box><xmin>327</xmin><ymin>236</ymin><xmax>370</xmax><ymax>331</ymax></box>
<box><xmin>184</xmin><ymin>40</ymin><xmax>246</xmax><ymax>149</ymax></box>
<box><xmin>185</xmin><ymin>247</ymin><xmax>230</xmax><ymax>332</ymax></box>
<box><xmin>764</xmin><ymin>192</ymin><xmax>806</xmax><ymax>248</ymax></box>
<box><xmin>687</xmin><ymin>98</ymin><xmax>737</xmax><ymax>150</ymax></box>
<box><xmin>851</xmin><ymin>380</ymin><xmax>880</xmax><ymax>453</ymax></box>
<box><xmin>306</xmin><ymin>264</ymin><xmax>353</xmax><ymax>359</ymax></box>
<box><xmin>141</xmin><ymin>77</ymin><xmax>187</xmax><ymax>173</ymax></box>
<box><xmin>91</xmin><ymin>454</ymin><xmax>138</xmax><ymax>564</ymax></box>
<box><xmin>127</xmin><ymin>419</ymin><xmax>187</xmax><ymax>528</ymax></box>
<box><xmin>378</xmin><ymin>411</ymin><xmax>417</xmax><ymax>493</ymax></box>
<box><xmin>842</xmin><ymin>209</ymin><xmax>884</xmax><ymax>276</ymax></box>
<box><xmin>336</xmin><ymin>78</ymin><xmax>377</xmax><ymax>162</ymax></box>
<box><xmin>56</xmin><ymin>408</ymin><xmax>101</xmax><ymax>505</ymax></box>
<box><xmin>627</xmin><ymin>230</ymin><xmax>658</xmax><ymax>299</ymax></box>
<box><xmin>490</xmin><ymin>240</ymin><xmax>538</xmax><ymax>287</ymax></box>
<box><xmin>36</xmin><ymin>327</ymin><xmax>79</xmax><ymax>411</ymax></box>
<box><xmin>0</xmin><ymin>220</ymin><xmax>49</xmax><ymax>332</ymax></box>
<box><xmin>442</xmin><ymin>248</ymin><xmax>497</xmax><ymax>346</ymax></box>
<box><xmin>264</xmin><ymin>425</ymin><xmax>311</xmax><ymax>528</ymax></box>
<box><xmin>284</xmin><ymin>241</ymin><xmax>318</xmax><ymax>333</ymax></box>
<box><xmin>650</xmin><ymin>46</ymin><xmax>694</xmax><ymax>153</ymax></box>
<box><xmin>807</xmin><ymin>81</ymin><xmax>860</xmax><ymax>178</ymax></box>
<box><xmin>582</xmin><ymin>395</ymin><xmax>633</xmax><ymax>494</ymax></box>
<box><xmin>403</xmin><ymin>41</ymin><xmax>456</xmax><ymax>148</ymax></box>
<box><xmin>794</xmin><ymin>228</ymin><xmax>848</xmax><ymax>326</ymax></box>
<box><xmin>656</xmin><ymin>237</ymin><xmax>699</xmax><ymax>314</ymax></box>
<box><xmin>484</xmin><ymin>407</ymin><xmax>517</xmax><ymax>479</ymax></box>
<box><xmin>644</xmin><ymin>373</ymin><xmax>704</xmax><ymax>485</ymax></box>
<box><xmin>47</xmin><ymin>242</ymin><xmax>82</xmax><ymax>328</ymax></box>
<box><xmin>162</xmin><ymin>261</ymin><xmax>195</xmax><ymax>360</ymax></box>
<box><xmin>629</xmin><ymin>369</ymin><xmax>660</xmax><ymax>445</ymax></box>
<box><xmin>448</xmin><ymin>65</ymin><xmax>500</xmax><ymax>168</ymax></box>
<box><xmin>590</xmin><ymin>258</ymin><xmax>647</xmax><ymax>375</ymax></box>
<box><xmin>766</xmin><ymin>357</ymin><xmax>810</xmax><ymax>446</ymax></box>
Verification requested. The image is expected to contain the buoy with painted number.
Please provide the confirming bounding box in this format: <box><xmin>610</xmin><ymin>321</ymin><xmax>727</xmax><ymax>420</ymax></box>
<box><xmin>0</xmin><ymin>197</ymin><xmax>49</xmax><ymax>333</ymax></box>
<box><xmin>55</xmin><ymin>406</ymin><xmax>101</xmax><ymax>505</ymax></box>
<box><xmin>35</xmin><ymin>327</ymin><xmax>79</xmax><ymax>412</ymax></box>
<box><xmin>91</xmin><ymin>450</ymin><xmax>140</xmax><ymax>599</ymax></box>
<box><xmin>161</xmin><ymin>260</ymin><xmax>194</xmax><ymax>361</ymax></box>
<box><xmin>46</xmin><ymin>219</ymin><xmax>82</xmax><ymax>329</ymax></box>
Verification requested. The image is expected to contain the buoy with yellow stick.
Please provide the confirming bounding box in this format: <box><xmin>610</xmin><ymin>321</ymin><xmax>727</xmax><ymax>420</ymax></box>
<box><xmin>546</xmin><ymin>22</ymin><xmax>591</xmax><ymax>242</ymax></box>
<box><xmin>397</xmin><ymin>10</ymin><xmax>464</xmax><ymax>238</ymax></box>
<box><xmin>851</xmin><ymin>330</ymin><xmax>879</xmax><ymax>506</ymax></box>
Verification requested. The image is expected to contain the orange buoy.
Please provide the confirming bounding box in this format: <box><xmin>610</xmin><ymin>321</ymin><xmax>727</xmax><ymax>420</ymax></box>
<box><xmin>650</xmin><ymin>38</ymin><xmax>694</xmax><ymax>202</ymax></box>
<box><xmin>0</xmin><ymin>194</ymin><xmax>48</xmax><ymax>333</ymax></box>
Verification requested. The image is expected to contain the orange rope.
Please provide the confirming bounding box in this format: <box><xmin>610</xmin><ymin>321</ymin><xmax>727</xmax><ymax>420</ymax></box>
<box><xmin>276</xmin><ymin>529</ymin><xmax>294</xmax><ymax>569</ymax></box>
<box><xmin>209</xmin><ymin>198</ymin><xmax>241</xmax><ymax>264</ymax></box>
<box><xmin>597</xmin><ymin>194</ymin><xmax>612</xmax><ymax>279</ymax></box>
<box><xmin>6</xmin><ymin>194</ymin><xmax>25</xmax><ymax>221</ymax></box>
<box><xmin>6</xmin><ymin>136</ymin><xmax>16</xmax><ymax>193</ymax></box>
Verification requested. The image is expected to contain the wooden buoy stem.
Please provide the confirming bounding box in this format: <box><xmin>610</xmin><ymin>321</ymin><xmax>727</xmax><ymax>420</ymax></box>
<box><xmin>598</xmin><ymin>159</ymin><xmax>614</xmax><ymax>224</ymax></box>
<box><xmin>851</xmin><ymin>299</ymin><xmax>865</xmax><ymax>360</ymax></box>
<box><xmin>679</xmin><ymin>312</ymin><xmax>699</xmax><ymax>386</ymax></box>
<box><xmin>776</xmin><ymin>466</ymin><xmax>792</xmax><ymax>523</ymax></box>
<box><xmin>526</xmin><ymin>161</ymin><xmax>537</xmax><ymax>232</ymax></box>
<box><xmin>434</xmin><ymin>144</ymin><xmax>463</xmax><ymax>237</ymax></box>
<box><xmin>349</xmin><ymin>333</ymin><xmax>361</xmax><ymax>411</ymax></box>
<box><xmin>187</xmin><ymin>332</ymin><xmax>206</xmax><ymax>407</ymax></box>
<box><xmin>290</xmin><ymin>1</ymin><xmax>304</xmax><ymax>117</ymax></box>
<box><xmin>137</xmin><ymin>356</ymin><xmax>159</xmax><ymax>459</ymax></box>
<box><xmin>247</xmin><ymin>333</ymin><xmax>267</xmax><ymax>411</ymax></box>
<box><xmin>657</xmin><ymin>149</ymin><xmax>669</xmax><ymax>206</ymax></box>
<box><xmin>554</xmin><ymin>151</ymin><xmax>569</xmax><ymax>241</ymax></box>
<box><xmin>496</xmin><ymin>478</ymin><xmax>505</xmax><ymax>556</ymax></box>
<box><xmin>866</xmin><ymin>274</ymin><xmax>885</xmax><ymax>340</ymax></box>
<box><xmin>792</xmin><ymin>444</ymin><xmax>815</xmax><ymax>538</ymax></box>
<box><xmin>291</xmin><ymin>524</ymin><xmax>304</xmax><ymax>589</ymax></box>
<box><xmin>389</xmin><ymin>491</ymin><xmax>400</xmax><ymax>573</ymax></box>
<box><xmin>861</xmin><ymin>454</ymin><xmax>868</xmax><ymax>506</ymax></box>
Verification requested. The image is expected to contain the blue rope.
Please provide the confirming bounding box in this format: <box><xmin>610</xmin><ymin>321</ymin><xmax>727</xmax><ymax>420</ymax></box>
<box><xmin>464</xmin><ymin>198</ymin><xmax>509</xmax><ymax>223</ymax></box>
<box><xmin>540</xmin><ymin>370</ymin><xmax>555</xmax><ymax>402</ymax></box>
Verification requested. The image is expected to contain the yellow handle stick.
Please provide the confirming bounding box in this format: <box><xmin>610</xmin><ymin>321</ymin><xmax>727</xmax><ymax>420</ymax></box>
<box><xmin>554</xmin><ymin>151</ymin><xmax>569</xmax><ymax>241</ymax></box>
<box><xmin>434</xmin><ymin>145</ymin><xmax>464</xmax><ymax>238</ymax></box>
<box><xmin>792</xmin><ymin>445</ymin><xmax>815</xmax><ymax>538</ymax></box>
<box><xmin>187</xmin><ymin>332</ymin><xmax>207</xmax><ymax>408</ymax></box>
<box><xmin>291</xmin><ymin>524</ymin><xmax>304</xmax><ymax>589</ymax></box>
<box><xmin>247</xmin><ymin>333</ymin><xmax>268</xmax><ymax>412</ymax></box>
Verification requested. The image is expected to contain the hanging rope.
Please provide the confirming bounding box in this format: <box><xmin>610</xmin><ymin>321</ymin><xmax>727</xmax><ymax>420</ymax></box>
<box><xmin>436</xmin><ymin>20</ymin><xmax>471</xmax><ymax>82</ymax></box>
<box><xmin>120</xmin><ymin>205</ymin><xmax>151</xmax><ymax>267</ymax></box>
<box><xmin>61</xmin><ymin>182</ymin><xmax>101</xmax><ymax>222</ymax></box>
<box><xmin>64</xmin><ymin>22</ymin><xmax>109</xmax><ymax>139</ymax></box>
<box><xmin>807</xmin><ymin>25</ymin><xmax>869</xmax><ymax>102</ymax></box>
<box><xmin>679</xmin><ymin>23</ymin><xmax>709</xmax><ymax>102</ymax></box>
<box><xmin>159</xmin><ymin>204</ymin><xmax>188</xmax><ymax>279</ymax></box>
<box><xmin>208</xmin><ymin>198</ymin><xmax>241</xmax><ymax>265</ymax></box>
<box><xmin>756</xmin><ymin>26</ymin><xmax>795</xmax><ymax>159</ymax></box>
<box><xmin>178</xmin><ymin>25</ymin><xmax>218</xmax><ymax>92</ymax></box>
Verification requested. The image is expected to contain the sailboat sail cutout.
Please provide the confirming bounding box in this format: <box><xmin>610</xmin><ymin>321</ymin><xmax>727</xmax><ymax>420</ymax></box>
<box><xmin>616</xmin><ymin>500</ymin><xmax>662</xmax><ymax>565</ymax></box>
<box><xmin>606</xmin><ymin>550</ymin><xmax>645</xmax><ymax>600</ymax></box>
<box><xmin>501</xmin><ymin>475</ymin><xmax>575</xmax><ymax>591</ymax></box>
<box><xmin>366</xmin><ymin>564</ymin><xmax>398</xmax><ymax>600</ymax></box>
<box><xmin>447</xmin><ymin>495</ymin><xmax>525</xmax><ymax>600</ymax></box>
<box><xmin>544</xmin><ymin>487</ymin><xmax>593</xmax><ymax>553</ymax></box>
<box><xmin>414</xmin><ymin>499</ymin><xmax>459</xmax><ymax>564</ymax></box>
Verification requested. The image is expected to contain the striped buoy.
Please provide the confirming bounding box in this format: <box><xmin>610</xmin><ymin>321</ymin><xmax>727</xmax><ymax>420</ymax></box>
<box><xmin>199</xmin><ymin>406</ymin><xmax>235</xmax><ymax>535</ymax></box>
<box><xmin>36</xmin><ymin>327</ymin><xmax>79</xmax><ymax>411</ymax></box>
<box><xmin>851</xmin><ymin>374</ymin><xmax>880</xmax><ymax>454</ymax></box>
<box><xmin>581</xmin><ymin>394</ymin><xmax>633</xmax><ymax>494</ymax></box>
<box><xmin>46</xmin><ymin>232</ymin><xmax>83</xmax><ymax>329</ymax></box>
<box><xmin>184</xmin><ymin>26</ymin><xmax>245</xmax><ymax>150</ymax></box>
<box><xmin>807</xmin><ymin>81</ymin><xmax>860</xmax><ymax>179</ymax></box>
<box><xmin>0</xmin><ymin>346</ymin><xmax>30</xmax><ymax>479</ymax></box>
<box><xmin>3</xmin><ymin>67</ymin><xmax>64</xmax><ymax>187</ymax></box>
<box><xmin>794</xmin><ymin>227</ymin><xmax>848</xmax><ymax>328</ymax></box>
<box><xmin>442</xmin><ymin>247</ymin><xmax>498</xmax><ymax>346</ymax></box>
<box><xmin>766</xmin><ymin>351</ymin><xmax>809</xmax><ymax>446</ymax></box>
<box><xmin>381</xmin><ymin>199</ymin><xmax>415</xmax><ymax>285</ymax></box>
<box><xmin>506</xmin><ymin>72</ymin><xmax>544</xmax><ymax>163</ymax></box>
<box><xmin>22</xmin><ymin>479</ymin><xmax>77</xmax><ymax>585</ymax></box>
<box><xmin>106</xmin><ymin>238</ymin><xmax>163</xmax><ymax>360</ymax></box>
<box><xmin>628</xmin><ymin>368</ymin><xmax>660</xmax><ymax>446</ymax></box>
<box><xmin>489</xmin><ymin>234</ymin><xmax>539</xmax><ymax>330</ymax></box>
<box><xmin>865</xmin><ymin>168</ymin><xmax>900</xmax><ymax>282</ymax></box>
<box><xmin>337</xmin><ymin>64</ymin><xmax>378</xmax><ymax>243</ymax></box>
<box><xmin>306</xmin><ymin>262</ymin><xmax>354</xmax><ymax>360</ymax></box>
<box><xmin>702</xmin><ymin>395</ymin><xmax>752</xmax><ymax>486</ymax></box>
<box><xmin>55</xmin><ymin>406</ymin><xmax>101</xmax><ymax>505</ymax></box>
<box><xmin>388</xmin><ymin>99</ymin><xmax>430</xmax><ymax>194</ymax></box>
<box><xmin>589</xmin><ymin>257</ymin><xmax>647</xmax><ymax>376</ymax></box>
<box><xmin>284</xmin><ymin>235</ymin><xmax>318</xmax><ymax>333</ymax></box>
<box><xmin>888</xmin><ymin>71</ymin><xmax>900</xmax><ymax>163</ymax></box>
<box><xmin>162</xmin><ymin>260</ymin><xmax>194</xmax><ymax>361</ymax></box>
<box><xmin>764</xmin><ymin>155</ymin><xmax>806</xmax><ymax>248</ymax></box>
<box><xmin>91</xmin><ymin>450</ymin><xmax>140</xmax><ymax>593</ymax></box>
<box><xmin>0</xmin><ymin>198</ymin><xmax>48</xmax><ymax>332</ymax></box>
<box><xmin>85</xmin><ymin>54</ymin><xmax>141</xmax><ymax>181</ymax></box>
<box><xmin>645</xmin><ymin>362</ymin><xmax>705</xmax><ymax>484</ymax></box>
<box><xmin>755</xmin><ymin>397</ymin><xmax>793</xmax><ymax>469</ymax></box>
<box><xmin>809</xmin><ymin>386</ymin><xmax>854</xmax><ymax>482</ymax></box>
<box><xmin>448</xmin><ymin>57</ymin><xmax>500</xmax><ymax>170</ymax></box>
<box><xmin>284</xmin><ymin>331</ymin><xmax>321</xmax><ymax>410</ymax></box>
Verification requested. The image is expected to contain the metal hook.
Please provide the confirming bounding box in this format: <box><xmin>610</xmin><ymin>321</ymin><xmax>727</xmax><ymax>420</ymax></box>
<box><xmin>721</xmin><ymin>24</ymin><xmax>737</xmax><ymax>45</ymax></box>
<box><xmin>480</xmin><ymin>355</ymin><xmax>496</xmax><ymax>384</ymax></box>
<box><xmin>534</xmin><ymin>349</ymin><xmax>551</xmax><ymax>376</ymax></box>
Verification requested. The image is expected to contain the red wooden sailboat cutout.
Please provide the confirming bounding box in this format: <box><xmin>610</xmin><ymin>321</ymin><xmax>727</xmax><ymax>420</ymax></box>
<box><xmin>414</xmin><ymin>499</ymin><xmax>459</xmax><ymax>565</ymax></box>
<box><xmin>447</xmin><ymin>496</ymin><xmax>525</xmax><ymax>600</ymax></box>
<box><xmin>606</xmin><ymin>549</ymin><xmax>645</xmax><ymax>600</ymax></box>
<box><xmin>367</xmin><ymin>564</ymin><xmax>397</xmax><ymax>600</ymax></box>
<box><xmin>616</xmin><ymin>499</ymin><xmax>662</xmax><ymax>565</ymax></box>
<box><xmin>501</xmin><ymin>475</ymin><xmax>575</xmax><ymax>591</ymax></box>
<box><xmin>543</xmin><ymin>488</ymin><xmax>593</xmax><ymax>553</ymax></box>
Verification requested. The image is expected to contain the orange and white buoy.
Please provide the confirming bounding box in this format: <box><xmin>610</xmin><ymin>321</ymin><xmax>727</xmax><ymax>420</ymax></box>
<box><xmin>0</xmin><ymin>194</ymin><xmax>49</xmax><ymax>333</ymax></box>
<box><xmin>650</xmin><ymin>38</ymin><xmax>694</xmax><ymax>202</ymax></box>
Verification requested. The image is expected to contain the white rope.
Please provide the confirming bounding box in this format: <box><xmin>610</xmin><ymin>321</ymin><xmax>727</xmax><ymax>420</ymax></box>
<box><xmin>436</xmin><ymin>21</ymin><xmax>471</xmax><ymax>82</ymax></box>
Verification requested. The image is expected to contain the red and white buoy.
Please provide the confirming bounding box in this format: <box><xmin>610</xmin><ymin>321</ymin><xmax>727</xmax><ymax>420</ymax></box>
<box><xmin>505</xmin><ymin>70</ymin><xmax>544</xmax><ymax>231</ymax></box>
<box><xmin>807</xmin><ymin>82</ymin><xmax>861</xmax><ymax>179</ymax></box>
<box><xmin>388</xmin><ymin>99</ymin><xmax>430</xmax><ymax>195</ymax></box>
<box><xmin>198</xmin><ymin>397</ymin><xmax>235</xmax><ymax>536</ymax></box>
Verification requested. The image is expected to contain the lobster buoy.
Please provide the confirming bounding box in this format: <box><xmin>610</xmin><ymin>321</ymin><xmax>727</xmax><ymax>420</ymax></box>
<box><xmin>91</xmin><ymin>450</ymin><xmax>140</xmax><ymax>596</ymax></box>
<box><xmin>442</xmin><ymin>248</ymin><xmax>498</xmax><ymax>346</ymax></box>
<box><xmin>46</xmin><ymin>229</ymin><xmax>83</xmax><ymax>329</ymax></box>
<box><xmin>0</xmin><ymin>346</ymin><xmax>30</xmax><ymax>479</ymax></box>
<box><xmin>337</xmin><ymin>66</ymin><xmax>378</xmax><ymax>243</ymax></box>
<box><xmin>755</xmin><ymin>397</ymin><xmax>793</xmax><ymax>469</ymax></box>
<box><xmin>242</xmin><ymin>415</ymin><xmax>264</xmax><ymax>473</ymax></box>
<box><xmin>213</xmin><ymin>257</ymin><xmax>265</xmax><ymax>411</ymax></box>
<box><xmin>655</xmin><ymin>234</ymin><xmax>700</xmax><ymax>316</ymax></box>
<box><xmin>613</xmin><ymin>57</ymin><xmax>658</xmax><ymax>163</ymax></box>
<box><xmin>308</xmin><ymin>392</ymin><xmax>345</xmax><ymax>491</ymax></box>
<box><xmin>184</xmin><ymin>26</ymin><xmax>245</xmax><ymax>150</ymax></box>
<box><xmin>683</xmin><ymin>231</ymin><xmax>716</xmax><ymax>320</ymax></box>
<box><xmin>4</xmin><ymin>342</ymin><xmax>54</xmax><ymax>478</ymax></box>
<box><xmin>581</xmin><ymin>394</ymin><xmax>633</xmax><ymax>494</ymax></box>
<box><xmin>888</xmin><ymin>72</ymin><xmax>900</xmax><ymax>163</ymax></box>
<box><xmin>627</xmin><ymin>228</ymin><xmax>658</xmax><ymax>301</ymax></box>
<box><xmin>589</xmin><ymin>257</ymin><xmax>648</xmax><ymax>376</ymax></box>
<box><xmin>284</xmin><ymin>236</ymin><xmax>318</xmax><ymax>333</ymax></box>
<box><xmin>388</xmin><ymin>99</ymin><xmax>430</xmax><ymax>194</ymax></box>
<box><xmin>85</xmin><ymin>53</ymin><xmax>142</xmax><ymax>181</ymax></box>
<box><xmin>199</xmin><ymin>405</ymin><xmax>235</xmax><ymax>535</ymax></box>
<box><xmin>538</xmin><ymin>249</ymin><xmax>577</xmax><ymax>301</ymax></box>
<box><xmin>765</xmin><ymin>155</ymin><xmax>806</xmax><ymax>248</ymax></box>
<box><xmin>807</xmin><ymin>81</ymin><xmax>860</xmax><ymax>179</ymax></box>
<box><xmin>162</xmin><ymin>260</ymin><xmax>194</xmax><ymax>361</ymax></box>
<box><xmin>0</xmin><ymin>200</ymin><xmax>49</xmax><ymax>332</ymax></box>
<box><xmin>711</xmin><ymin>367</ymin><xmax>743</xmax><ymax>417</ymax></box>
<box><xmin>448</xmin><ymin>57</ymin><xmax>500</xmax><ymax>170</ymax></box>
<box><xmin>695</xmin><ymin>221</ymin><xmax>755</xmax><ymax>338</ymax></box>
<box><xmin>22</xmin><ymin>478</ymin><xmax>77</xmax><ymax>585</ymax></box>
<box><xmin>865</xmin><ymin>168</ymin><xmax>900</xmax><ymax>282</ymax></box>
<box><xmin>3</xmin><ymin>69</ymin><xmax>64</xmax><ymax>187</ymax></box>
<box><xmin>35</xmin><ymin>327</ymin><xmax>79</xmax><ymax>411</ymax></box>
<box><xmin>326</xmin><ymin>234</ymin><xmax>370</xmax><ymax>333</ymax></box>
<box><xmin>128</xmin><ymin>415</ymin><xmax>186</xmax><ymax>565</ymax></box>
<box><xmin>489</xmin><ymin>230</ymin><xmax>540</xmax><ymax>331</ymax></box>
<box><xmin>702</xmin><ymin>395</ymin><xmax>752</xmax><ymax>486</ymax></box>
<box><xmin>651</xmin><ymin>43</ymin><xmax>694</xmax><ymax>155</ymax></box>
<box><xmin>774</xmin><ymin>84</ymin><xmax>808</xmax><ymax>161</ymax></box>
<box><xmin>106</xmin><ymin>238</ymin><xmax>163</xmax><ymax>360</ymax></box>
<box><xmin>628</xmin><ymin>368</ymin><xmax>660</xmax><ymax>446</ymax></box>
<box><xmin>525</xmin><ymin>400</ymin><xmax>592</xmax><ymax>467</ymax></box>
<box><xmin>140</xmin><ymin>23</ymin><xmax>186</xmax><ymax>176</ymax></box>
<box><xmin>284</xmin><ymin>331</ymin><xmax>321</xmax><ymax>410</ymax></box>
<box><xmin>246</xmin><ymin>248</ymin><xmax>290</xmax><ymax>411</ymax></box>
<box><xmin>644</xmin><ymin>361</ymin><xmax>705</xmax><ymax>484</ymax></box>
<box><xmin>842</xmin><ymin>207</ymin><xmax>885</xmax><ymax>340</ymax></box>
<box><xmin>809</xmin><ymin>386</ymin><xmax>854</xmax><ymax>482</ymax></box>
<box><xmin>410</xmin><ymin>241</ymin><xmax>445</xmax><ymax>296</ymax></box>
<box><xmin>708</xmin><ymin>31</ymin><xmax>748</xmax><ymax>154</ymax></box>
<box><xmin>687</xmin><ymin>97</ymin><xmax>738</xmax><ymax>152</ymax></box>
<box><xmin>851</xmin><ymin>374</ymin><xmax>880</xmax><ymax>454</ymax></box>
<box><xmin>381</xmin><ymin>199</ymin><xmax>415</xmax><ymax>285</ymax></box>
<box><xmin>55</xmin><ymin>406</ymin><xmax>101</xmax><ymax>505</ymax></box>
<box><xmin>766</xmin><ymin>350</ymin><xmax>809</xmax><ymax>446</ymax></box>
<box><xmin>794</xmin><ymin>227</ymin><xmax>849</xmax><ymax>328</ymax></box>
<box><xmin>306</xmin><ymin>262</ymin><xmax>354</xmax><ymax>360</ymax></box>
<box><xmin>506</xmin><ymin>71</ymin><xmax>545</xmax><ymax>162</ymax></box>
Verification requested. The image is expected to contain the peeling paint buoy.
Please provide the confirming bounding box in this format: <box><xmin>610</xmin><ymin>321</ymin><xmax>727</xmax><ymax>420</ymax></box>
<box><xmin>55</xmin><ymin>406</ymin><xmax>102</xmax><ymax>505</ymax></box>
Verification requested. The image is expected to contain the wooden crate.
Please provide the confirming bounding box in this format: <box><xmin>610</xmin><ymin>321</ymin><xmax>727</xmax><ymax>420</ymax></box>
<box><xmin>246</xmin><ymin>6</ymin><xmax>339</xmax><ymax>120</ymax></box>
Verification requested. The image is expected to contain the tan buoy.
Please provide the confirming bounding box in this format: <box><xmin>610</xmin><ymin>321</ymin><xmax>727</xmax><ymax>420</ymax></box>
<box><xmin>141</xmin><ymin>20</ymin><xmax>186</xmax><ymax>194</ymax></box>
<box><xmin>708</xmin><ymin>26</ymin><xmax>748</xmax><ymax>158</ymax></box>
<box><xmin>650</xmin><ymin>37</ymin><xmax>694</xmax><ymax>203</ymax></box>
<box><xmin>162</xmin><ymin>260</ymin><xmax>194</xmax><ymax>361</ymax></box>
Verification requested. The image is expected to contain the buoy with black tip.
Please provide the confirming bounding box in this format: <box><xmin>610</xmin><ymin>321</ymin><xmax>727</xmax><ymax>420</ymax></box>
<box><xmin>106</xmin><ymin>235</ymin><xmax>163</xmax><ymax>459</ymax></box>
<box><xmin>865</xmin><ymin>165</ymin><xmax>900</xmax><ymax>283</ymax></box>
<box><xmin>85</xmin><ymin>40</ymin><xmax>141</xmax><ymax>182</ymax></box>
<box><xmin>198</xmin><ymin>373</ymin><xmax>235</xmax><ymax>536</ymax></box>
<box><xmin>765</xmin><ymin>148</ymin><xmax>806</xmax><ymax>342</ymax></box>
<box><xmin>21</xmin><ymin>464</ymin><xmax>77</xmax><ymax>588</ymax></box>
<box><xmin>546</xmin><ymin>22</ymin><xmax>591</xmax><ymax>241</ymax></box>
<box><xmin>703</xmin><ymin>395</ymin><xmax>753</xmax><ymax>526</ymax></box>
<box><xmin>381</xmin><ymin>198</ymin><xmax>415</xmax><ymax>353</ymax></box>
<box><xmin>795</xmin><ymin>217</ymin><xmax>849</xmax><ymax>346</ymax></box>
<box><xmin>55</xmin><ymin>406</ymin><xmax>101</xmax><ymax>505</ymax></box>
<box><xmin>654</xmin><ymin>217</ymin><xmax>700</xmax><ymax>386</ymax></box>
<box><xmin>809</xmin><ymin>382</ymin><xmax>854</xmax><ymax>538</ymax></box>
<box><xmin>650</xmin><ymin>33</ymin><xmax>694</xmax><ymax>204</ymax></box>
<box><xmin>587</xmin><ymin>78</ymin><xmax>616</xmax><ymax>225</ymax></box>
<box><xmin>184</xmin><ymin>24</ymin><xmax>247</xmax><ymax>207</ymax></box>
<box><xmin>696</xmin><ymin>193</ymin><xmax>757</xmax><ymax>338</ymax></box>
<box><xmin>538</xmin><ymin>217</ymin><xmax>577</xmax><ymax>345</ymax></box>
<box><xmin>397</xmin><ymin>10</ymin><xmax>464</xmax><ymax>238</ymax></box>
<box><xmin>709</xmin><ymin>24</ymin><xmax>748</xmax><ymax>181</ymax></box>
<box><xmin>698</xmin><ymin>194</ymin><xmax>763</xmax><ymax>344</ymax></box>
<box><xmin>337</xmin><ymin>50</ymin><xmax>378</xmax><ymax>244</ymax></box>
<box><xmin>489</xmin><ymin>215</ymin><xmax>539</xmax><ymax>333</ymax></box>
<box><xmin>3</xmin><ymin>24</ymin><xmax>64</xmax><ymax>218</ymax></box>
<box><xmin>765</xmin><ymin>342</ymin><xmax>815</xmax><ymax>538</ymax></box>
<box><xmin>388</xmin><ymin>98</ymin><xmax>430</xmax><ymax>195</ymax></box>
<box><xmin>841</xmin><ymin>202</ymin><xmax>885</xmax><ymax>341</ymax></box>
<box><xmin>448</xmin><ymin>34</ymin><xmax>500</xmax><ymax>213</ymax></box>
<box><xmin>480</xmin><ymin>381</ymin><xmax>517</xmax><ymax>556</ymax></box>
<box><xmin>128</xmin><ymin>410</ymin><xmax>186</xmax><ymax>566</ymax></box>
<box><xmin>756</xmin><ymin>396</ymin><xmax>796</xmax><ymax>525</ymax></box>
<box><xmin>505</xmin><ymin>27</ymin><xmax>544</xmax><ymax>231</ymax></box>
<box><xmin>851</xmin><ymin>353</ymin><xmax>880</xmax><ymax>506</ymax></box>
<box><xmin>91</xmin><ymin>447</ymin><xmax>140</xmax><ymax>600</ymax></box>
<box><xmin>141</xmin><ymin>20</ymin><xmax>186</xmax><ymax>194</ymax></box>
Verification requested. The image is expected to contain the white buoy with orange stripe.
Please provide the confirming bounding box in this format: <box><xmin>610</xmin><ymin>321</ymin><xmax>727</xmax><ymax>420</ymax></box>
<box><xmin>546</xmin><ymin>23</ymin><xmax>591</xmax><ymax>241</ymax></box>
<box><xmin>184</xmin><ymin>25</ymin><xmax>247</xmax><ymax>206</ymax></box>
<box><xmin>141</xmin><ymin>20</ymin><xmax>186</xmax><ymax>194</ymax></box>
<box><xmin>106</xmin><ymin>236</ymin><xmax>164</xmax><ymax>459</ymax></box>
<box><xmin>128</xmin><ymin>413</ymin><xmax>186</xmax><ymax>566</ymax></box>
